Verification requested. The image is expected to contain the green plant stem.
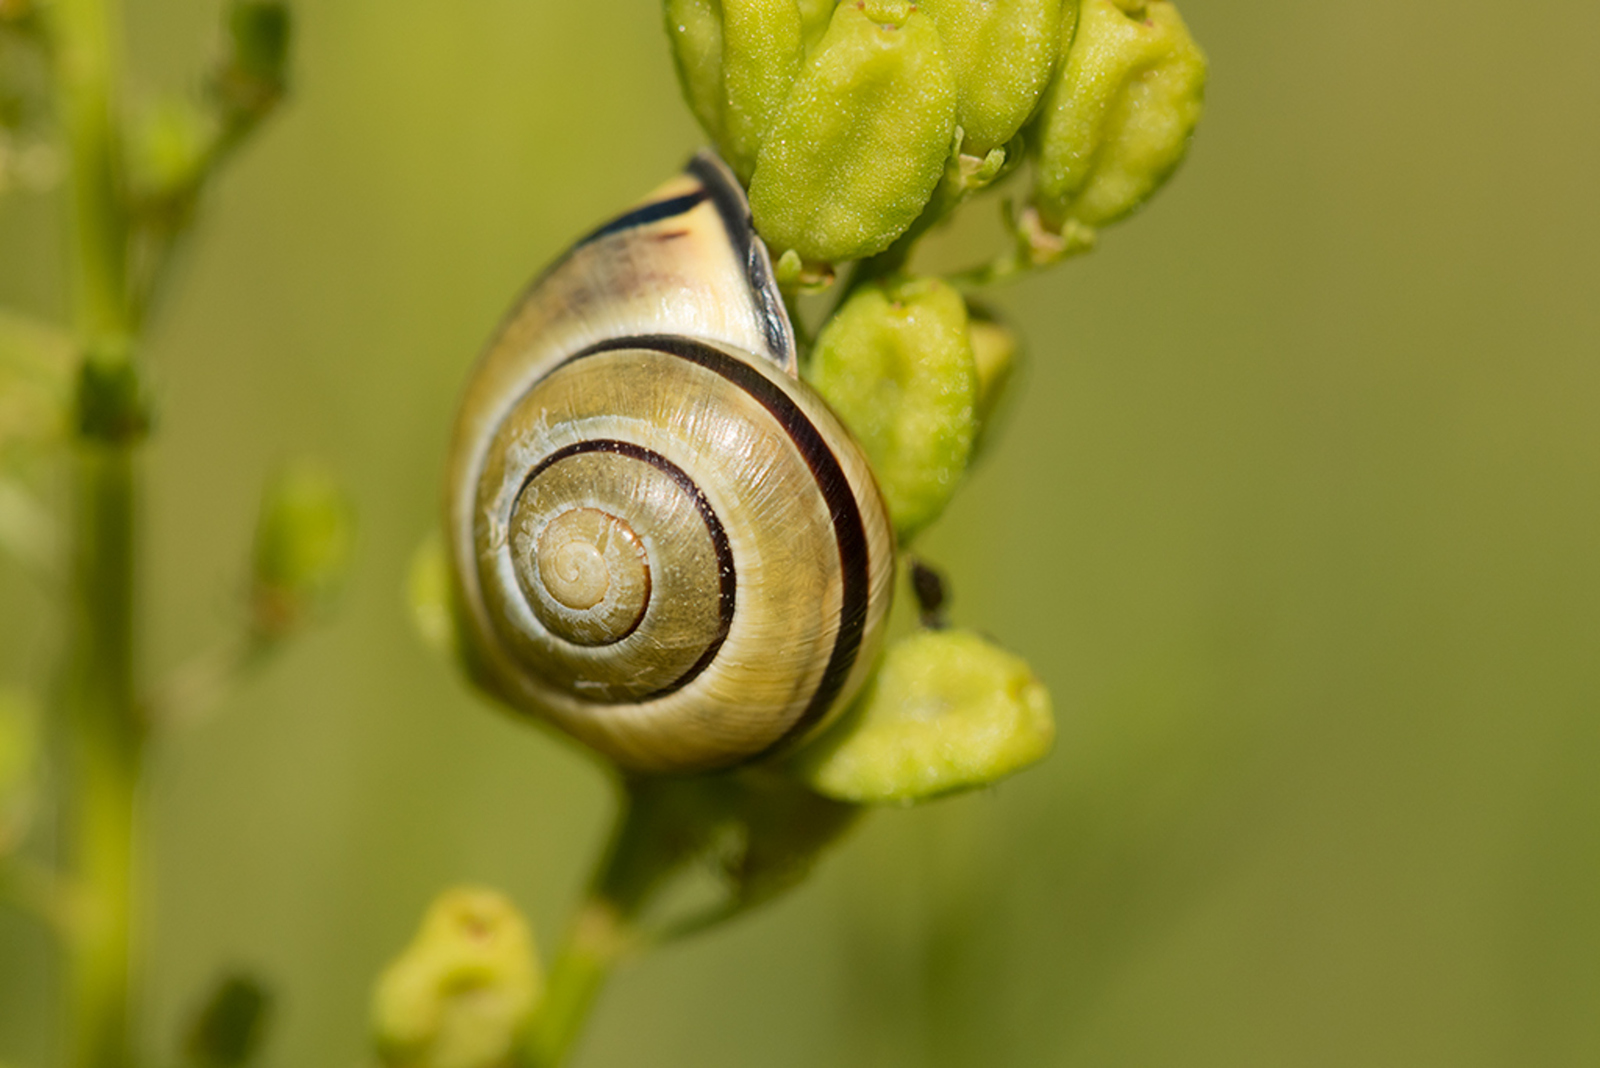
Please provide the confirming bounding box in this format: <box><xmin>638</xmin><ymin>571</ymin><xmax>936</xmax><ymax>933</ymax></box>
<box><xmin>521</xmin><ymin>781</ymin><xmax>675</xmax><ymax>1068</ymax></box>
<box><xmin>51</xmin><ymin>0</ymin><xmax>143</xmax><ymax>1066</ymax></box>
<box><xmin>52</xmin><ymin>0</ymin><xmax>130</xmax><ymax>342</ymax></box>
<box><xmin>522</xmin><ymin>897</ymin><xmax>633</xmax><ymax>1068</ymax></box>
<box><xmin>62</xmin><ymin>446</ymin><xmax>142</xmax><ymax>1068</ymax></box>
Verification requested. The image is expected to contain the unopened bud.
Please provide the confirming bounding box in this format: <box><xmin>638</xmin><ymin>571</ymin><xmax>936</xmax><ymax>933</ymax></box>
<box><xmin>919</xmin><ymin>0</ymin><xmax>1064</xmax><ymax>154</ymax></box>
<box><xmin>750</xmin><ymin>0</ymin><xmax>958</xmax><ymax>264</ymax></box>
<box><xmin>373</xmin><ymin>888</ymin><xmax>540</xmax><ymax>1068</ymax></box>
<box><xmin>251</xmin><ymin>459</ymin><xmax>352</xmax><ymax>638</ymax></box>
<box><xmin>1031</xmin><ymin>0</ymin><xmax>1205</xmax><ymax>231</ymax></box>
<box><xmin>211</xmin><ymin>0</ymin><xmax>291</xmax><ymax>126</ymax></box>
<box><xmin>966</xmin><ymin>309</ymin><xmax>1019</xmax><ymax>456</ymax></box>
<box><xmin>806</xmin><ymin>275</ymin><xmax>976</xmax><ymax>539</ymax></box>
<box><xmin>794</xmin><ymin>629</ymin><xmax>1054</xmax><ymax>803</ymax></box>
<box><xmin>662</xmin><ymin>0</ymin><xmax>805</xmax><ymax>180</ymax></box>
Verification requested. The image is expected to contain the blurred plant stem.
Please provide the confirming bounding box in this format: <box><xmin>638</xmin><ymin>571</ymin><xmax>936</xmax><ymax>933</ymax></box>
<box><xmin>521</xmin><ymin>898</ymin><xmax>631</xmax><ymax>1068</ymax></box>
<box><xmin>62</xmin><ymin>449</ymin><xmax>141</xmax><ymax>1068</ymax></box>
<box><xmin>52</xmin><ymin>0</ymin><xmax>144</xmax><ymax>1063</ymax></box>
<box><xmin>520</xmin><ymin>787</ymin><xmax>653</xmax><ymax>1068</ymax></box>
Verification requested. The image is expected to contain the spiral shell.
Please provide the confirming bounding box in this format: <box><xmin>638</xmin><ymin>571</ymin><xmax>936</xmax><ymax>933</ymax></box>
<box><xmin>446</xmin><ymin>153</ymin><xmax>896</xmax><ymax>773</ymax></box>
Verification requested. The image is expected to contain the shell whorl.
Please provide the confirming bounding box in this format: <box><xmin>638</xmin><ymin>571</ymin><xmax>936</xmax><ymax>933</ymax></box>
<box><xmin>446</xmin><ymin>154</ymin><xmax>895</xmax><ymax>773</ymax></box>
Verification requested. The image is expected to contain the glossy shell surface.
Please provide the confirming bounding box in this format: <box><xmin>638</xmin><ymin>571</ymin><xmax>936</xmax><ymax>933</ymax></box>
<box><xmin>446</xmin><ymin>154</ymin><xmax>896</xmax><ymax>772</ymax></box>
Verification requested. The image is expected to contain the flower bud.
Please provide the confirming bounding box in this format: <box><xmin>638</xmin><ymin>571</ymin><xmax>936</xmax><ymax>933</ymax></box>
<box><xmin>966</xmin><ymin>308</ymin><xmax>1019</xmax><ymax>456</ymax></box>
<box><xmin>0</xmin><ymin>311</ymin><xmax>72</xmax><ymax>458</ymax></box>
<box><xmin>805</xmin><ymin>276</ymin><xmax>975</xmax><ymax>540</ymax></box>
<box><xmin>794</xmin><ymin>628</ymin><xmax>1054</xmax><ymax>803</ymax></box>
<box><xmin>918</xmin><ymin>0</ymin><xmax>1064</xmax><ymax>154</ymax></box>
<box><xmin>250</xmin><ymin>459</ymin><xmax>353</xmax><ymax>638</ymax></box>
<box><xmin>126</xmin><ymin>96</ymin><xmax>214</xmax><ymax>203</ymax></box>
<box><xmin>662</xmin><ymin>0</ymin><xmax>805</xmax><ymax>181</ymax></box>
<box><xmin>183</xmin><ymin>974</ymin><xmax>273</xmax><ymax>1068</ymax></box>
<box><xmin>1031</xmin><ymin>0</ymin><xmax>1205</xmax><ymax>231</ymax></box>
<box><xmin>373</xmin><ymin>888</ymin><xmax>541</xmax><ymax>1068</ymax></box>
<box><xmin>211</xmin><ymin>0</ymin><xmax>291</xmax><ymax>125</ymax></box>
<box><xmin>750</xmin><ymin>0</ymin><xmax>957</xmax><ymax>264</ymax></box>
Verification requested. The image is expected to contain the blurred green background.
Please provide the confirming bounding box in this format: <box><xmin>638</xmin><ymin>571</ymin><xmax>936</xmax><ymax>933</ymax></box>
<box><xmin>4</xmin><ymin>1</ymin><xmax>1599</xmax><ymax>1065</ymax></box>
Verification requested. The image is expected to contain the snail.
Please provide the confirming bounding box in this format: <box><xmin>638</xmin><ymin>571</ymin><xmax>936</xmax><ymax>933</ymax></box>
<box><xmin>445</xmin><ymin>152</ymin><xmax>896</xmax><ymax>773</ymax></box>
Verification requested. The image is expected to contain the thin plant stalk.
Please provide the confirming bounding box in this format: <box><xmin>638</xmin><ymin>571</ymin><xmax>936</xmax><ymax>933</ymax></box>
<box><xmin>51</xmin><ymin>0</ymin><xmax>144</xmax><ymax>1064</ymax></box>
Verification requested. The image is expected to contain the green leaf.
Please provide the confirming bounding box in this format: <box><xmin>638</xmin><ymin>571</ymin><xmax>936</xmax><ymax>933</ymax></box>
<box><xmin>793</xmin><ymin>628</ymin><xmax>1054</xmax><ymax>803</ymax></box>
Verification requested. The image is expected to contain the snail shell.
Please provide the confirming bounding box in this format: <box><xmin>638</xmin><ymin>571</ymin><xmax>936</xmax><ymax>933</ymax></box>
<box><xmin>446</xmin><ymin>153</ymin><xmax>896</xmax><ymax>773</ymax></box>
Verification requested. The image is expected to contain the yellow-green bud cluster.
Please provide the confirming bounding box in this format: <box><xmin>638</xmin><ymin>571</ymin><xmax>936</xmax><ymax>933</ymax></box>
<box><xmin>251</xmin><ymin>459</ymin><xmax>353</xmax><ymax>638</ymax></box>
<box><xmin>372</xmin><ymin>888</ymin><xmax>541</xmax><ymax>1068</ymax></box>
<box><xmin>664</xmin><ymin>0</ymin><xmax>1205</xmax><ymax>265</ymax></box>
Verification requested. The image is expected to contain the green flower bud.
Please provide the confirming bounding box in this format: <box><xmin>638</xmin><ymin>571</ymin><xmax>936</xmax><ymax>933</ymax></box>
<box><xmin>750</xmin><ymin>0</ymin><xmax>958</xmax><ymax>264</ymax></box>
<box><xmin>126</xmin><ymin>96</ymin><xmax>214</xmax><ymax>203</ymax></box>
<box><xmin>183</xmin><ymin>974</ymin><xmax>273</xmax><ymax>1068</ymax></box>
<box><xmin>966</xmin><ymin>309</ymin><xmax>1019</xmax><ymax>456</ymax></box>
<box><xmin>1031</xmin><ymin>0</ymin><xmax>1205</xmax><ymax>230</ymax></box>
<box><xmin>662</xmin><ymin>0</ymin><xmax>805</xmax><ymax>181</ymax></box>
<box><xmin>211</xmin><ymin>0</ymin><xmax>291</xmax><ymax>125</ymax></box>
<box><xmin>919</xmin><ymin>0</ymin><xmax>1063</xmax><ymax>154</ymax></box>
<box><xmin>806</xmin><ymin>276</ymin><xmax>975</xmax><ymax>540</ymax></box>
<box><xmin>373</xmin><ymin>888</ymin><xmax>541</xmax><ymax>1068</ymax></box>
<box><xmin>796</xmin><ymin>0</ymin><xmax>835</xmax><ymax>50</ymax></box>
<box><xmin>0</xmin><ymin>688</ymin><xmax>37</xmax><ymax>855</ymax></box>
<box><xmin>794</xmin><ymin>629</ymin><xmax>1054</xmax><ymax>803</ymax></box>
<box><xmin>251</xmin><ymin>459</ymin><xmax>353</xmax><ymax>638</ymax></box>
<box><xmin>0</xmin><ymin>310</ymin><xmax>72</xmax><ymax>460</ymax></box>
<box><xmin>407</xmin><ymin>534</ymin><xmax>458</xmax><ymax>659</ymax></box>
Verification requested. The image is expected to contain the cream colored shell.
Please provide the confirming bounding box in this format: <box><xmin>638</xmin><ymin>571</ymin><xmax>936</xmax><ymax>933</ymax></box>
<box><xmin>445</xmin><ymin>153</ymin><xmax>896</xmax><ymax>773</ymax></box>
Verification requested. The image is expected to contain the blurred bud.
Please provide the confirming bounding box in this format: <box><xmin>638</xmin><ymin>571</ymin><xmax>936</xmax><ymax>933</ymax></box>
<box><xmin>794</xmin><ymin>629</ymin><xmax>1054</xmax><ymax>803</ymax></box>
<box><xmin>373</xmin><ymin>887</ymin><xmax>541</xmax><ymax>1068</ymax></box>
<box><xmin>251</xmin><ymin>459</ymin><xmax>353</xmax><ymax>638</ymax></box>
<box><xmin>919</xmin><ymin>0</ymin><xmax>1063</xmax><ymax>154</ymax></box>
<box><xmin>76</xmin><ymin>345</ymin><xmax>151</xmax><ymax>444</ymax></box>
<box><xmin>126</xmin><ymin>96</ymin><xmax>215</xmax><ymax>202</ymax></box>
<box><xmin>662</xmin><ymin>0</ymin><xmax>804</xmax><ymax>181</ymax></box>
<box><xmin>183</xmin><ymin>974</ymin><xmax>273</xmax><ymax>1068</ymax></box>
<box><xmin>0</xmin><ymin>310</ymin><xmax>73</xmax><ymax>459</ymax></box>
<box><xmin>1031</xmin><ymin>0</ymin><xmax>1206</xmax><ymax>231</ymax></box>
<box><xmin>806</xmin><ymin>275</ymin><xmax>975</xmax><ymax>540</ymax></box>
<box><xmin>750</xmin><ymin>0</ymin><xmax>957</xmax><ymax>264</ymax></box>
<box><xmin>0</xmin><ymin>688</ymin><xmax>38</xmax><ymax>856</ymax></box>
<box><xmin>407</xmin><ymin>534</ymin><xmax>458</xmax><ymax>658</ymax></box>
<box><xmin>966</xmin><ymin>307</ymin><xmax>1019</xmax><ymax>456</ymax></box>
<box><xmin>210</xmin><ymin>0</ymin><xmax>291</xmax><ymax>128</ymax></box>
<box><xmin>773</xmin><ymin>247</ymin><xmax>836</xmax><ymax>293</ymax></box>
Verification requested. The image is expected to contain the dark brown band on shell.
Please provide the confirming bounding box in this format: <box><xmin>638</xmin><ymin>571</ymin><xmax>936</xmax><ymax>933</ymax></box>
<box><xmin>555</xmin><ymin>335</ymin><xmax>872</xmax><ymax>752</ymax></box>
<box><xmin>685</xmin><ymin>152</ymin><xmax>795</xmax><ymax>372</ymax></box>
<box><xmin>516</xmin><ymin>438</ymin><xmax>737</xmax><ymax>697</ymax></box>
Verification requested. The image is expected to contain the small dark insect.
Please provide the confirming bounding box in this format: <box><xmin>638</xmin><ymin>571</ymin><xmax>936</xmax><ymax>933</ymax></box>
<box><xmin>909</xmin><ymin>558</ymin><xmax>947</xmax><ymax>629</ymax></box>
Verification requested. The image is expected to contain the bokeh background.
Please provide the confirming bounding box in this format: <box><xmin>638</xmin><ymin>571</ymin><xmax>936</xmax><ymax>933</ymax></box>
<box><xmin>3</xmin><ymin>1</ymin><xmax>1599</xmax><ymax>1065</ymax></box>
